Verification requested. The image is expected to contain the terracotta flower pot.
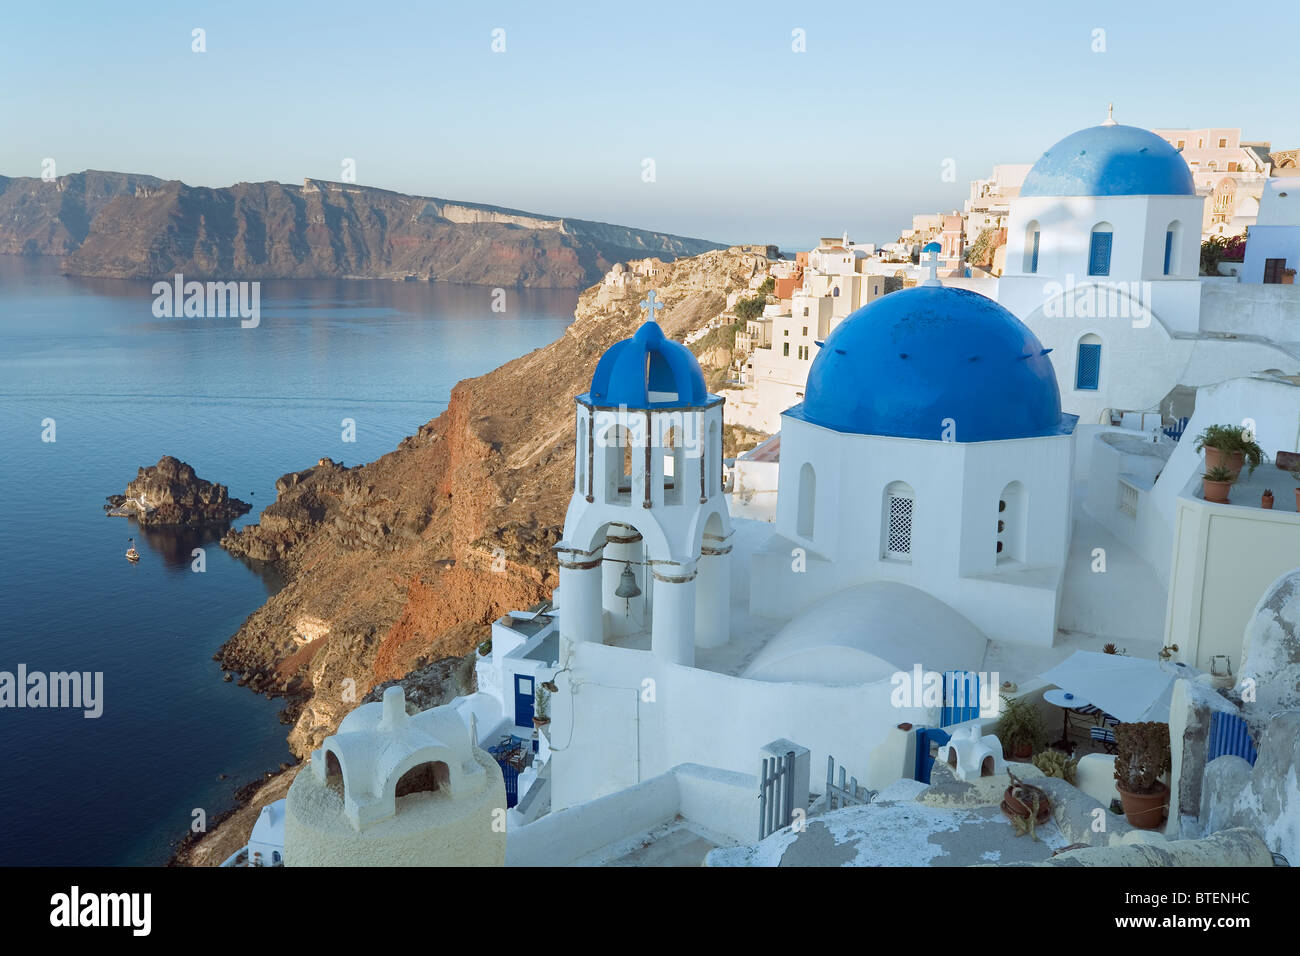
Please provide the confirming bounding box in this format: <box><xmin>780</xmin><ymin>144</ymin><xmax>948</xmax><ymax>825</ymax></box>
<box><xmin>532</xmin><ymin>716</ymin><xmax>550</xmax><ymax>728</ymax></box>
<box><xmin>1117</xmin><ymin>781</ymin><xmax>1168</xmax><ymax>829</ymax></box>
<box><xmin>1262</xmin><ymin>493</ymin><xmax>1274</xmax><ymax>509</ymax></box>
<box><xmin>1204</xmin><ymin>447</ymin><xmax>1245</xmax><ymax>480</ymax></box>
<box><xmin>1013</xmin><ymin>741</ymin><xmax>1032</xmax><ymax>759</ymax></box>
<box><xmin>1003</xmin><ymin>785</ymin><xmax>1051</xmax><ymax>823</ymax></box>
<box><xmin>1203</xmin><ymin>477</ymin><xmax>1232</xmax><ymax>504</ymax></box>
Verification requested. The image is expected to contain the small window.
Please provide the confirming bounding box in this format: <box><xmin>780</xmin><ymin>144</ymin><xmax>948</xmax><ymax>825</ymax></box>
<box><xmin>1076</xmin><ymin>334</ymin><xmax>1102</xmax><ymax>390</ymax></box>
<box><xmin>882</xmin><ymin>482</ymin><xmax>914</xmax><ymax>560</ymax></box>
<box><xmin>1163</xmin><ymin>230</ymin><xmax>1174</xmax><ymax>275</ymax></box>
<box><xmin>1176</xmin><ymin>139</ymin><xmax>1185</xmax><ymax>149</ymax></box>
<box><xmin>1218</xmin><ymin>138</ymin><xmax>1227</xmax><ymax>148</ymax></box>
<box><xmin>783</xmin><ymin>342</ymin><xmax>790</xmax><ymax>357</ymax></box>
<box><xmin>1088</xmin><ymin>225</ymin><xmax>1113</xmax><ymax>277</ymax></box>
<box><xmin>1023</xmin><ymin>221</ymin><xmax>1040</xmax><ymax>273</ymax></box>
<box><xmin>1264</xmin><ymin>258</ymin><xmax>1287</xmax><ymax>284</ymax></box>
<box><xmin>801</xmin><ymin>326</ymin><xmax>808</xmax><ymax>336</ymax></box>
<box><xmin>803</xmin><ymin>307</ymin><xmax>809</xmax><ymax>317</ymax></box>
<box><xmin>1228</xmin><ymin>161</ymin><xmax>1239</xmax><ymax>172</ymax></box>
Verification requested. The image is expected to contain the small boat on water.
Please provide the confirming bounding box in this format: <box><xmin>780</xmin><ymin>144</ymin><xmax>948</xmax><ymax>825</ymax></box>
<box><xmin>125</xmin><ymin>537</ymin><xmax>140</xmax><ymax>562</ymax></box>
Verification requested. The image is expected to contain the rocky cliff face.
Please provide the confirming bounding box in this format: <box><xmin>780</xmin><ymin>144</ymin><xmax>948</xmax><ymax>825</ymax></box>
<box><xmin>0</xmin><ymin>170</ymin><xmax>723</xmax><ymax>287</ymax></box>
<box><xmin>214</xmin><ymin>247</ymin><xmax>768</xmax><ymax>760</ymax></box>
<box><xmin>105</xmin><ymin>455</ymin><xmax>251</xmax><ymax>527</ymax></box>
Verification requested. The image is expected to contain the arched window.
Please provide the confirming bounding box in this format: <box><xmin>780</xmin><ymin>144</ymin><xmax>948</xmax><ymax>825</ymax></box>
<box><xmin>394</xmin><ymin>761</ymin><xmax>450</xmax><ymax>799</ymax></box>
<box><xmin>1076</xmin><ymin>333</ymin><xmax>1102</xmax><ymax>390</ymax></box>
<box><xmin>663</xmin><ymin>425</ymin><xmax>683</xmax><ymax>505</ymax></box>
<box><xmin>1163</xmin><ymin>221</ymin><xmax>1181</xmax><ymax>276</ymax></box>
<box><xmin>707</xmin><ymin>421</ymin><xmax>719</xmax><ymax>497</ymax></box>
<box><xmin>604</xmin><ymin>426</ymin><xmax>632</xmax><ymax>501</ymax></box>
<box><xmin>576</xmin><ymin>416</ymin><xmax>587</xmax><ymax>495</ymax></box>
<box><xmin>997</xmin><ymin>481</ymin><xmax>1026</xmax><ymax>563</ymax></box>
<box><xmin>797</xmin><ymin>463</ymin><xmax>816</xmax><ymax>538</ymax></box>
<box><xmin>1088</xmin><ymin>222</ymin><xmax>1113</xmax><ymax>277</ymax></box>
<box><xmin>324</xmin><ymin>751</ymin><xmax>344</xmax><ymax>798</ymax></box>
<box><xmin>882</xmin><ymin>481</ymin><xmax>915</xmax><ymax>560</ymax></box>
<box><xmin>1023</xmin><ymin>220</ymin><xmax>1041</xmax><ymax>273</ymax></box>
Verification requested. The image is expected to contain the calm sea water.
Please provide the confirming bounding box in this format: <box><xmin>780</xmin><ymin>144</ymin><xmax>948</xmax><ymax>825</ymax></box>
<box><xmin>0</xmin><ymin>257</ymin><xmax>575</xmax><ymax>865</ymax></box>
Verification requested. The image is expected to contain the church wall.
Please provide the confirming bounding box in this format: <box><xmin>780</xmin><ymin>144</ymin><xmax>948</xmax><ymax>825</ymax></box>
<box><xmin>549</xmin><ymin>639</ymin><xmax>933</xmax><ymax>812</ymax></box>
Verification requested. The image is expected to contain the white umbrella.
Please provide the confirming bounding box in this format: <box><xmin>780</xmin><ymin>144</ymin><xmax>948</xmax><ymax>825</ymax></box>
<box><xmin>1038</xmin><ymin>651</ymin><xmax>1200</xmax><ymax>723</ymax></box>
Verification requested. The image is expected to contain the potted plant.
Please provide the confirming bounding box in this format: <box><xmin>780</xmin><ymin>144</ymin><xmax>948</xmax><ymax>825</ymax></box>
<box><xmin>1283</xmin><ymin>267</ymin><xmax>1296</xmax><ymax>286</ymax></box>
<box><xmin>1113</xmin><ymin>721</ymin><xmax>1171</xmax><ymax>829</ymax></box>
<box><xmin>1262</xmin><ymin>489</ymin><xmax>1274</xmax><ymax>509</ymax></box>
<box><xmin>532</xmin><ymin>684</ymin><xmax>551</xmax><ymax>729</ymax></box>
<box><xmin>1202</xmin><ymin>465</ymin><xmax>1234</xmax><ymax>503</ymax></box>
<box><xmin>1195</xmin><ymin>424</ymin><xmax>1243</xmax><ymax>476</ymax></box>
<box><xmin>997</xmin><ymin>694</ymin><xmax>1044</xmax><ymax>759</ymax></box>
<box><xmin>1032</xmin><ymin>748</ymin><xmax>1079</xmax><ymax>784</ymax></box>
<box><xmin>1002</xmin><ymin>770</ymin><xmax>1051</xmax><ymax>839</ymax></box>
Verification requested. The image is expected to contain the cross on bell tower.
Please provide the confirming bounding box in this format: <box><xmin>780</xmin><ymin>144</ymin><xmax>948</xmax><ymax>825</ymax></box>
<box><xmin>640</xmin><ymin>289</ymin><xmax>665</xmax><ymax>324</ymax></box>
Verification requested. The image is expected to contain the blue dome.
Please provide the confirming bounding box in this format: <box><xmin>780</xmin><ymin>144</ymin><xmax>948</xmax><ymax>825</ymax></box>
<box><xmin>1020</xmin><ymin>124</ymin><xmax>1196</xmax><ymax>198</ymax></box>
<box><xmin>922</xmin><ymin>241</ymin><xmax>942</xmax><ymax>253</ymax></box>
<box><xmin>792</xmin><ymin>286</ymin><xmax>1066</xmax><ymax>442</ymax></box>
<box><xmin>585</xmin><ymin>320</ymin><xmax>709</xmax><ymax>408</ymax></box>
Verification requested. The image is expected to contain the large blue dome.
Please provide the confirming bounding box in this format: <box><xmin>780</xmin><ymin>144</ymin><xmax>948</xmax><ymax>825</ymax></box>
<box><xmin>791</xmin><ymin>286</ymin><xmax>1066</xmax><ymax>442</ymax></box>
<box><xmin>1020</xmin><ymin>124</ymin><xmax>1196</xmax><ymax>198</ymax></box>
<box><xmin>585</xmin><ymin>320</ymin><xmax>708</xmax><ymax>408</ymax></box>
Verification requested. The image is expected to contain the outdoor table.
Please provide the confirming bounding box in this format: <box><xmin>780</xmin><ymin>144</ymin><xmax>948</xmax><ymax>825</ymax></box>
<box><xmin>1043</xmin><ymin>688</ymin><xmax>1090</xmax><ymax>751</ymax></box>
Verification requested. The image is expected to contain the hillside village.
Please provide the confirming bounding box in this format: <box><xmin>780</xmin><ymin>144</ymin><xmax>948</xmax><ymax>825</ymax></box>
<box><xmin>205</xmin><ymin>114</ymin><xmax>1300</xmax><ymax>869</ymax></box>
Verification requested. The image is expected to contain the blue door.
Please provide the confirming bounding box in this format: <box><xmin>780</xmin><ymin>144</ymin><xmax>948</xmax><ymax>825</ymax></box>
<box><xmin>914</xmin><ymin>727</ymin><xmax>951</xmax><ymax>784</ymax></box>
<box><xmin>514</xmin><ymin>674</ymin><xmax>534</xmax><ymax>728</ymax></box>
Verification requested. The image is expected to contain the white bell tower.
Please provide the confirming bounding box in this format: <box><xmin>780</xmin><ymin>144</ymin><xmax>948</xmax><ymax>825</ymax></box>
<box><xmin>556</xmin><ymin>292</ymin><xmax>732</xmax><ymax>666</ymax></box>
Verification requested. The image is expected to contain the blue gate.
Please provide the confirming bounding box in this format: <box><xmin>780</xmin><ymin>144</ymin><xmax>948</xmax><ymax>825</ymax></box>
<box><xmin>514</xmin><ymin>674</ymin><xmax>534</xmax><ymax>728</ymax></box>
<box><xmin>1208</xmin><ymin>711</ymin><xmax>1257</xmax><ymax>766</ymax></box>
<box><xmin>914</xmin><ymin>727</ymin><xmax>951</xmax><ymax>784</ymax></box>
<box><xmin>941</xmin><ymin>670</ymin><xmax>981</xmax><ymax>726</ymax></box>
<box><xmin>498</xmin><ymin>758</ymin><xmax>520</xmax><ymax>808</ymax></box>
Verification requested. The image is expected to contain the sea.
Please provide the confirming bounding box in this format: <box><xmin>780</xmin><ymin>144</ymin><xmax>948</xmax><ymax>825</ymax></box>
<box><xmin>0</xmin><ymin>256</ymin><xmax>575</xmax><ymax>865</ymax></box>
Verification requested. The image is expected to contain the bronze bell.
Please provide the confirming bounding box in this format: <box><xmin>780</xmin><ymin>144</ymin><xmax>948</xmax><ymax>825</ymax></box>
<box><xmin>615</xmin><ymin>563</ymin><xmax>641</xmax><ymax>599</ymax></box>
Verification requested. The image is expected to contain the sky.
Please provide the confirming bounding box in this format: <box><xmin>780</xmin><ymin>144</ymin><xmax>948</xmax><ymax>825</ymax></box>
<box><xmin>3</xmin><ymin>0</ymin><xmax>1297</xmax><ymax>250</ymax></box>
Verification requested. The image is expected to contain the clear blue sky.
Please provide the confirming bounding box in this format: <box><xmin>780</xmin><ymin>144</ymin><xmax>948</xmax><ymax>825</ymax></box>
<box><xmin>3</xmin><ymin>0</ymin><xmax>1296</xmax><ymax>249</ymax></box>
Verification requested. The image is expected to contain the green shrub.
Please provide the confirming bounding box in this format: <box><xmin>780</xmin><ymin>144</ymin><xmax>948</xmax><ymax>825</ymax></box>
<box><xmin>1113</xmin><ymin>721</ymin><xmax>1170</xmax><ymax>794</ymax></box>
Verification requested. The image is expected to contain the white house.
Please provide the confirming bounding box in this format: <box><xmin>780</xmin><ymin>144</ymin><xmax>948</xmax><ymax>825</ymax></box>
<box><xmin>1241</xmin><ymin>179</ymin><xmax>1300</xmax><ymax>284</ymax></box>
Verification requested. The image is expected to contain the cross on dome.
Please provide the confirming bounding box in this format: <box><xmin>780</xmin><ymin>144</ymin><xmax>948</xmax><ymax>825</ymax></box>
<box><xmin>640</xmin><ymin>289</ymin><xmax>665</xmax><ymax>323</ymax></box>
<box><xmin>1102</xmin><ymin>103</ymin><xmax>1117</xmax><ymax>126</ymax></box>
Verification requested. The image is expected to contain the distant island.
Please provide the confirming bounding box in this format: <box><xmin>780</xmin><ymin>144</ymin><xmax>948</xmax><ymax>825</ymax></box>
<box><xmin>0</xmin><ymin>170</ymin><xmax>725</xmax><ymax>288</ymax></box>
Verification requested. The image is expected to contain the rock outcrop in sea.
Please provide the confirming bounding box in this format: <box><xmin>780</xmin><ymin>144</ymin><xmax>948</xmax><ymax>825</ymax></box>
<box><xmin>105</xmin><ymin>455</ymin><xmax>252</xmax><ymax>527</ymax></box>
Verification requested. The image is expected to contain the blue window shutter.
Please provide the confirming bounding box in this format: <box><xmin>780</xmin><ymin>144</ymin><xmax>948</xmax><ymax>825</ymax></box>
<box><xmin>1076</xmin><ymin>343</ymin><xmax>1101</xmax><ymax>390</ymax></box>
<box><xmin>1089</xmin><ymin>232</ymin><xmax>1113</xmax><ymax>276</ymax></box>
<box><xmin>1030</xmin><ymin>231</ymin><xmax>1040</xmax><ymax>273</ymax></box>
<box><xmin>1163</xmin><ymin>230</ymin><xmax>1173</xmax><ymax>275</ymax></box>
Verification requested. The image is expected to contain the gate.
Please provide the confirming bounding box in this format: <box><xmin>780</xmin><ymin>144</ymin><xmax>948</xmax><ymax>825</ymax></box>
<box><xmin>824</xmin><ymin>755</ymin><xmax>875</xmax><ymax>811</ymax></box>
<box><xmin>757</xmin><ymin>750</ymin><xmax>796</xmax><ymax>841</ymax></box>
<box><xmin>914</xmin><ymin>727</ymin><xmax>951</xmax><ymax>784</ymax></box>
<box><xmin>941</xmin><ymin>670</ymin><xmax>980</xmax><ymax>726</ymax></box>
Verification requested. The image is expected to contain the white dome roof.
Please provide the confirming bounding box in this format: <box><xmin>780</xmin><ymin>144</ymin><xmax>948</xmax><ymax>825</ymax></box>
<box><xmin>742</xmin><ymin>582</ymin><xmax>987</xmax><ymax>686</ymax></box>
